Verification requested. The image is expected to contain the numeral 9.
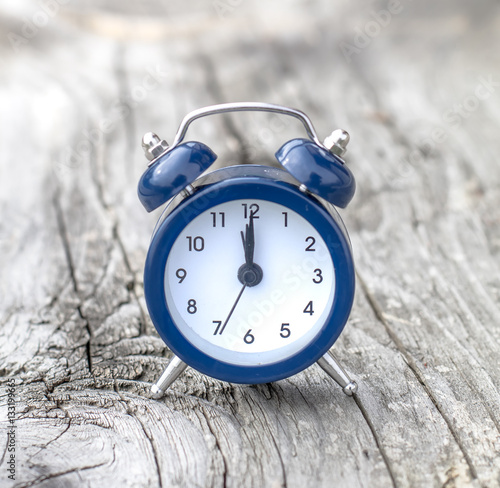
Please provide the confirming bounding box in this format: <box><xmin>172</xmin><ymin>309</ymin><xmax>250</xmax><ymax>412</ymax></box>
<box><xmin>176</xmin><ymin>268</ymin><xmax>187</xmax><ymax>283</ymax></box>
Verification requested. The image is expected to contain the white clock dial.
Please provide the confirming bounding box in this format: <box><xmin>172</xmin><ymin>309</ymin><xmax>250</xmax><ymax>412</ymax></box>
<box><xmin>164</xmin><ymin>199</ymin><xmax>335</xmax><ymax>366</ymax></box>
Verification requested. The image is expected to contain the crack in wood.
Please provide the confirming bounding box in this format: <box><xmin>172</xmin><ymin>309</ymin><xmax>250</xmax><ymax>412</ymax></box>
<box><xmin>200</xmin><ymin>407</ymin><xmax>228</xmax><ymax>488</ymax></box>
<box><xmin>250</xmin><ymin>394</ymin><xmax>288</xmax><ymax>488</ymax></box>
<box><xmin>85</xmin><ymin>45</ymin><xmax>151</xmax><ymax>338</ymax></box>
<box><xmin>15</xmin><ymin>460</ymin><xmax>109</xmax><ymax>488</ymax></box>
<box><xmin>82</xmin><ymin>49</ymin><xmax>150</xmax><ymax>339</ymax></box>
<box><xmin>53</xmin><ymin>191</ymin><xmax>94</xmax><ymax>374</ymax></box>
<box><xmin>0</xmin><ymin>433</ymin><xmax>8</xmax><ymax>468</ymax></box>
<box><xmin>29</xmin><ymin>418</ymin><xmax>72</xmax><ymax>460</ymax></box>
<box><xmin>84</xmin><ymin>239</ymin><xmax>115</xmax><ymax>301</ymax></box>
<box><xmin>353</xmin><ymin>395</ymin><xmax>398</xmax><ymax>488</ymax></box>
<box><xmin>449</xmin><ymin>356</ymin><xmax>500</xmax><ymax>436</ymax></box>
<box><xmin>112</xmin><ymin>225</ymin><xmax>150</xmax><ymax>337</ymax></box>
<box><xmin>356</xmin><ymin>271</ymin><xmax>480</xmax><ymax>483</ymax></box>
<box><xmin>113</xmin><ymin>385</ymin><xmax>164</xmax><ymax>488</ymax></box>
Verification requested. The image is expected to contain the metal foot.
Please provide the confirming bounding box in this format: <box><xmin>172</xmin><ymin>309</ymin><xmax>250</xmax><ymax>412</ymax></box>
<box><xmin>151</xmin><ymin>355</ymin><xmax>188</xmax><ymax>399</ymax></box>
<box><xmin>317</xmin><ymin>350</ymin><xmax>358</xmax><ymax>396</ymax></box>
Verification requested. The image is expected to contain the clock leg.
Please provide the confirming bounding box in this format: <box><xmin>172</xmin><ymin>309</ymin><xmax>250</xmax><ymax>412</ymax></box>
<box><xmin>151</xmin><ymin>355</ymin><xmax>188</xmax><ymax>399</ymax></box>
<box><xmin>317</xmin><ymin>350</ymin><xmax>358</xmax><ymax>396</ymax></box>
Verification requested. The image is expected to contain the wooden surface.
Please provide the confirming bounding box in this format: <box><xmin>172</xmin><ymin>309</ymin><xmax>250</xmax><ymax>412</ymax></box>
<box><xmin>1</xmin><ymin>1</ymin><xmax>500</xmax><ymax>487</ymax></box>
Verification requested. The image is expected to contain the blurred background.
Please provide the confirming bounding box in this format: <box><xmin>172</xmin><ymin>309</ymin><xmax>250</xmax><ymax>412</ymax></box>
<box><xmin>1</xmin><ymin>0</ymin><xmax>499</xmax><ymax>182</ymax></box>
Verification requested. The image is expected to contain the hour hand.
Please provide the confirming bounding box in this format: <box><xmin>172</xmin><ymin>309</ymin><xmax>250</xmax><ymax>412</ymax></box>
<box><xmin>238</xmin><ymin>215</ymin><xmax>263</xmax><ymax>287</ymax></box>
<box><xmin>241</xmin><ymin>228</ymin><xmax>246</xmax><ymax>254</ymax></box>
<box><xmin>240</xmin><ymin>217</ymin><xmax>255</xmax><ymax>265</ymax></box>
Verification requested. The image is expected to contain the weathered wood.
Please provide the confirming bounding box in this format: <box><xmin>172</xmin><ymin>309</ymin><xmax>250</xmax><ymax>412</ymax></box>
<box><xmin>1</xmin><ymin>1</ymin><xmax>500</xmax><ymax>487</ymax></box>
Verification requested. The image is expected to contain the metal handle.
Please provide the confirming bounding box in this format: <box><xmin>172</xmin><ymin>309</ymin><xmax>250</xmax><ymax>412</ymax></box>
<box><xmin>170</xmin><ymin>102</ymin><xmax>325</xmax><ymax>150</ymax></box>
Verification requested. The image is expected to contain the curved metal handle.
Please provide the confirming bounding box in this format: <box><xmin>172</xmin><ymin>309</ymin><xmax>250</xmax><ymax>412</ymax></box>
<box><xmin>170</xmin><ymin>102</ymin><xmax>325</xmax><ymax>150</ymax></box>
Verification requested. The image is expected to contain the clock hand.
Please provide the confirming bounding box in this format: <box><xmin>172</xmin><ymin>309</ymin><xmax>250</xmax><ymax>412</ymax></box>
<box><xmin>238</xmin><ymin>214</ymin><xmax>263</xmax><ymax>287</ymax></box>
<box><xmin>219</xmin><ymin>219</ymin><xmax>259</xmax><ymax>337</ymax></box>
<box><xmin>245</xmin><ymin>215</ymin><xmax>255</xmax><ymax>265</ymax></box>
<box><xmin>240</xmin><ymin>229</ymin><xmax>246</xmax><ymax>253</ymax></box>
<box><xmin>240</xmin><ymin>215</ymin><xmax>255</xmax><ymax>264</ymax></box>
<box><xmin>219</xmin><ymin>283</ymin><xmax>247</xmax><ymax>335</ymax></box>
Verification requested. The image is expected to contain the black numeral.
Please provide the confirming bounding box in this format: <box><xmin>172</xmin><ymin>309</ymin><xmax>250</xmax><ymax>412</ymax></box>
<box><xmin>305</xmin><ymin>236</ymin><xmax>316</xmax><ymax>251</ymax></box>
<box><xmin>187</xmin><ymin>299</ymin><xmax>197</xmax><ymax>314</ymax></box>
<box><xmin>313</xmin><ymin>269</ymin><xmax>323</xmax><ymax>284</ymax></box>
<box><xmin>210</xmin><ymin>212</ymin><xmax>225</xmax><ymax>227</ymax></box>
<box><xmin>280</xmin><ymin>323</ymin><xmax>291</xmax><ymax>338</ymax></box>
<box><xmin>242</xmin><ymin>203</ymin><xmax>260</xmax><ymax>219</ymax></box>
<box><xmin>303</xmin><ymin>301</ymin><xmax>314</xmax><ymax>315</ymax></box>
<box><xmin>213</xmin><ymin>320</ymin><xmax>223</xmax><ymax>335</ymax></box>
<box><xmin>282</xmin><ymin>212</ymin><xmax>288</xmax><ymax>227</ymax></box>
<box><xmin>243</xmin><ymin>329</ymin><xmax>255</xmax><ymax>344</ymax></box>
<box><xmin>176</xmin><ymin>268</ymin><xmax>187</xmax><ymax>283</ymax></box>
<box><xmin>186</xmin><ymin>236</ymin><xmax>204</xmax><ymax>252</ymax></box>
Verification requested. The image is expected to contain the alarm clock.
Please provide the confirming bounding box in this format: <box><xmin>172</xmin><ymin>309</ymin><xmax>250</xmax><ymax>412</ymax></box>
<box><xmin>137</xmin><ymin>103</ymin><xmax>358</xmax><ymax>398</ymax></box>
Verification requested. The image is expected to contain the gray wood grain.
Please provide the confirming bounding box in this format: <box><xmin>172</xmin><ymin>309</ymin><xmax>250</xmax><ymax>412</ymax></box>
<box><xmin>1</xmin><ymin>1</ymin><xmax>499</xmax><ymax>487</ymax></box>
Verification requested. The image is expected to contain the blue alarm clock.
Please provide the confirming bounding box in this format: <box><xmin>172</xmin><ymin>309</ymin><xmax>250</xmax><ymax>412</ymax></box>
<box><xmin>137</xmin><ymin>103</ymin><xmax>358</xmax><ymax>398</ymax></box>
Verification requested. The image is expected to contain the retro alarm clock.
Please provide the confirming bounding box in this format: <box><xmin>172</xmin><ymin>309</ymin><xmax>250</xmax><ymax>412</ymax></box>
<box><xmin>137</xmin><ymin>103</ymin><xmax>358</xmax><ymax>398</ymax></box>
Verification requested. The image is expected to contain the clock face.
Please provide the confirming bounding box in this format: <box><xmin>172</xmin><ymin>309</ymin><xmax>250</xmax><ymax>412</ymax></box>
<box><xmin>164</xmin><ymin>199</ymin><xmax>335</xmax><ymax>366</ymax></box>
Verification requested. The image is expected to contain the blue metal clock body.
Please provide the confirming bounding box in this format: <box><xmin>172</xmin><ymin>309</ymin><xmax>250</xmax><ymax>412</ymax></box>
<box><xmin>138</xmin><ymin>102</ymin><xmax>359</xmax><ymax>397</ymax></box>
<box><xmin>143</xmin><ymin>165</ymin><xmax>355</xmax><ymax>384</ymax></box>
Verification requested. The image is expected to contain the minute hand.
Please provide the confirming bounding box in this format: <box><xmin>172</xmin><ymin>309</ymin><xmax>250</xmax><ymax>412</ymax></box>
<box><xmin>245</xmin><ymin>214</ymin><xmax>255</xmax><ymax>265</ymax></box>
